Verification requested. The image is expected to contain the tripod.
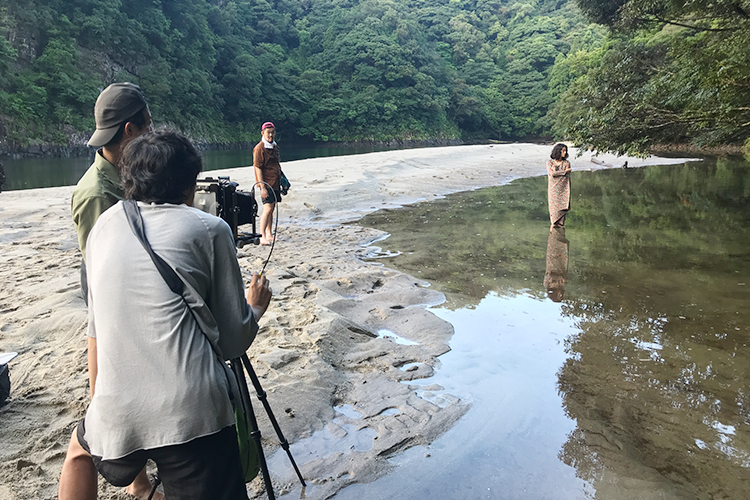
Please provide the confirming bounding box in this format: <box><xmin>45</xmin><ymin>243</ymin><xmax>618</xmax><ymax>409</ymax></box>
<box><xmin>146</xmin><ymin>355</ymin><xmax>305</xmax><ymax>500</ymax></box>
<box><xmin>229</xmin><ymin>354</ymin><xmax>306</xmax><ymax>499</ymax></box>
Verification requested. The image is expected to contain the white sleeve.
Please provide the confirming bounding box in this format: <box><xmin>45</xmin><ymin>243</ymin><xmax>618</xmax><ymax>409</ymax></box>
<box><xmin>209</xmin><ymin>220</ymin><xmax>259</xmax><ymax>360</ymax></box>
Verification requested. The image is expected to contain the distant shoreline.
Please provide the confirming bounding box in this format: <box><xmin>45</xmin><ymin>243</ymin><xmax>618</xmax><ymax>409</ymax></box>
<box><xmin>3</xmin><ymin>137</ymin><xmax>741</xmax><ymax>161</ymax></box>
<box><xmin>651</xmin><ymin>143</ymin><xmax>745</xmax><ymax>155</ymax></box>
<box><xmin>0</xmin><ymin>137</ymin><xmax>466</xmax><ymax>160</ymax></box>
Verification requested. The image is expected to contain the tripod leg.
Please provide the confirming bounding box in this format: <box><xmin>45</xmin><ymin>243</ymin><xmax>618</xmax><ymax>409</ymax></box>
<box><xmin>146</xmin><ymin>474</ymin><xmax>161</xmax><ymax>500</ymax></box>
<box><xmin>231</xmin><ymin>359</ymin><xmax>276</xmax><ymax>500</ymax></box>
<box><xmin>241</xmin><ymin>354</ymin><xmax>306</xmax><ymax>487</ymax></box>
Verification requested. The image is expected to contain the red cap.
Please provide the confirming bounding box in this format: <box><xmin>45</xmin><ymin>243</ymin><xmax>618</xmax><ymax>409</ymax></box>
<box><xmin>261</xmin><ymin>121</ymin><xmax>275</xmax><ymax>131</ymax></box>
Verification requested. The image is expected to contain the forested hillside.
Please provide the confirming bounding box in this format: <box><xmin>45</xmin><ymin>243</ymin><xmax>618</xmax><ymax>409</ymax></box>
<box><xmin>3</xmin><ymin>0</ymin><xmax>747</xmax><ymax>155</ymax></box>
<box><xmin>0</xmin><ymin>0</ymin><xmax>599</xmax><ymax>151</ymax></box>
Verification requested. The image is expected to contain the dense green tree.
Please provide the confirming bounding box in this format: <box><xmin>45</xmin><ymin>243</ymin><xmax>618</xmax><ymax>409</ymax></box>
<box><xmin>552</xmin><ymin>0</ymin><xmax>750</xmax><ymax>155</ymax></box>
<box><xmin>0</xmin><ymin>0</ymin><xmax>605</xmax><ymax>150</ymax></box>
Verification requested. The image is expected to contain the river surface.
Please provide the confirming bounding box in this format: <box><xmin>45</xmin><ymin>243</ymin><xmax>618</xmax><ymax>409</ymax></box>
<box><xmin>0</xmin><ymin>143</ymin><xmax>407</xmax><ymax>191</ymax></box>
<box><xmin>327</xmin><ymin>157</ymin><xmax>750</xmax><ymax>499</ymax></box>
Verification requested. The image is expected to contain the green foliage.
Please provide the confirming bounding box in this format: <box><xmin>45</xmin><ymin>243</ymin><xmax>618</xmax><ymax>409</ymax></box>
<box><xmin>552</xmin><ymin>0</ymin><xmax>750</xmax><ymax>154</ymax></box>
<box><xmin>0</xmin><ymin>0</ymin><xmax>597</xmax><ymax>149</ymax></box>
<box><xmin>574</xmin><ymin>0</ymin><xmax>626</xmax><ymax>26</ymax></box>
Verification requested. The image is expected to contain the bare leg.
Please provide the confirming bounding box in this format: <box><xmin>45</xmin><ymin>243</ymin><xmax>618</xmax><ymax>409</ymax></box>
<box><xmin>125</xmin><ymin>467</ymin><xmax>164</xmax><ymax>500</ymax></box>
<box><xmin>59</xmin><ymin>429</ymin><xmax>97</xmax><ymax>500</ymax></box>
<box><xmin>58</xmin><ymin>429</ymin><xmax>164</xmax><ymax>500</ymax></box>
<box><xmin>555</xmin><ymin>212</ymin><xmax>566</xmax><ymax>227</ymax></box>
<box><xmin>551</xmin><ymin>211</ymin><xmax>566</xmax><ymax>227</ymax></box>
<box><xmin>260</xmin><ymin>201</ymin><xmax>276</xmax><ymax>244</ymax></box>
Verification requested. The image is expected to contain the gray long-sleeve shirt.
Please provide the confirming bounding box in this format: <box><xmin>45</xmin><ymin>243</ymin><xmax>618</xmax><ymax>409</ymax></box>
<box><xmin>83</xmin><ymin>201</ymin><xmax>257</xmax><ymax>460</ymax></box>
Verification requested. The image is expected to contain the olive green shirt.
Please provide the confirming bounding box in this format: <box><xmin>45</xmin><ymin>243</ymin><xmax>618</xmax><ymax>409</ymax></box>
<box><xmin>71</xmin><ymin>151</ymin><xmax>123</xmax><ymax>258</ymax></box>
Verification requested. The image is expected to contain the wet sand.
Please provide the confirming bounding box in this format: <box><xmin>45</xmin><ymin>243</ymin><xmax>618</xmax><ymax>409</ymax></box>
<box><xmin>0</xmin><ymin>144</ymin><xmax>691</xmax><ymax>499</ymax></box>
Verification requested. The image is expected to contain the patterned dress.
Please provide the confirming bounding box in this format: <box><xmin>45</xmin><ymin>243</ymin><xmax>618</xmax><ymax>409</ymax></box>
<box><xmin>546</xmin><ymin>159</ymin><xmax>571</xmax><ymax>226</ymax></box>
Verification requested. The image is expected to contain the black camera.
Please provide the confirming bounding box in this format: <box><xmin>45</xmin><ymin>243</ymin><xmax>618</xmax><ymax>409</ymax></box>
<box><xmin>194</xmin><ymin>176</ymin><xmax>260</xmax><ymax>247</ymax></box>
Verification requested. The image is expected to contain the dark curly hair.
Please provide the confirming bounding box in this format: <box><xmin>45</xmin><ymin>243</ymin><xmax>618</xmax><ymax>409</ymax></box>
<box><xmin>550</xmin><ymin>143</ymin><xmax>569</xmax><ymax>161</ymax></box>
<box><xmin>105</xmin><ymin>107</ymin><xmax>149</xmax><ymax>148</ymax></box>
<box><xmin>121</xmin><ymin>129</ymin><xmax>202</xmax><ymax>204</ymax></box>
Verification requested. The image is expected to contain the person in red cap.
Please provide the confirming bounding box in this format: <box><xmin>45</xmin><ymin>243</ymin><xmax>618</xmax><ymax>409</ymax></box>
<box><xmin>66</xmin><ymin>82</ymin><xmax>160</xmax><ymax>500</ymax></box>
<box><xmin>253</xmin><ymin>122</ymin><xmax>283</xmax><ymax>245</ymax></box>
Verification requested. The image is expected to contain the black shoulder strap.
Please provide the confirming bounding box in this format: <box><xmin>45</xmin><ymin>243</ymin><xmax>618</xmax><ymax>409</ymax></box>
<box><xmin>122</xmin><ymin>199</ymin><xmax>185</xmax><ymax>296</ymax></box>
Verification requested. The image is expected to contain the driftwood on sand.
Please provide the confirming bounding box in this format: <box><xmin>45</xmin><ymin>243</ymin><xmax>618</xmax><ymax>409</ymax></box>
<box><xmin>590</xmin><ymin>156</ymin><xmax>629</xmax><ymax>169</ymax></box>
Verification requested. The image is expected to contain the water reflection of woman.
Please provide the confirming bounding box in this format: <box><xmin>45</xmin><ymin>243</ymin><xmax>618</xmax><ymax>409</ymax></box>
<box><xmin>544</xmin><ymin>226</ymin><xmax>569</xmax><ymax>302</ymax></box>
<box><xmin>546</xmin><ymin>143</ymin><xmax>571</xmax><ymax>227</ymax></box>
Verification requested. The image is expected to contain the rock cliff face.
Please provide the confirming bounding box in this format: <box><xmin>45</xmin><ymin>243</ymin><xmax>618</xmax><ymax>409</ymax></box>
<box><xmin>0</xmin><ymin>144</ymin><xmax>92</xmax><ymax>160</ymax></box>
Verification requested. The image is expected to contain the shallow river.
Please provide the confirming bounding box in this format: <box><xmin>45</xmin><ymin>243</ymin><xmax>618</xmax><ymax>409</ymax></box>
<box><xmin>0</xmin><ymin>143</ymin><xmax>407</xmax><ymax>191</ymax></box>
<box><xmin>329</xmin><ymin>157</ymin><xmax>750</xmax><ymax>499</ymax></box>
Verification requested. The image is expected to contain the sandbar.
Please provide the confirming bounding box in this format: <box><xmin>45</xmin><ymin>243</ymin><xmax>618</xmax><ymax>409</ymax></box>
<box><xmin>0</xmin><ymin>144</ymin><xmax>692</xmax><ymax>499</ymax></box>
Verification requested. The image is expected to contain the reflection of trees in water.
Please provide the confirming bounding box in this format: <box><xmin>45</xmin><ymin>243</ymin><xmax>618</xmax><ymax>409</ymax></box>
<box><xmin>359</xmin><ymin>157</ymin><xmax>750</xmax><ymax>310</ymax></box>
<box><xmin>358</xmin><ymin>176</ymin><xmax>552</xmax><ymax>310</ymax></box>
<box><xmin>556</xmin><ymin>294</ymin><xmax>750</xmax><ymax>497</ymax></box>
<box><xmin>576</xmin><ymin>157</ymin><xmax>750</xmax><ymax>234</ymax></box>
<box><xmin>553</xmin><ymin>158</ymin><xmax>750</xmax><ymax>497</ymax></box>
<box><xmin>359</xmin><ymin>157</ymin><xmax>750</xmax><ymax>496</ymax></box>
<box><xmin>556</xmin><ymin>158</ymin><xmax>750</xmax><ymax>495</ymax></box>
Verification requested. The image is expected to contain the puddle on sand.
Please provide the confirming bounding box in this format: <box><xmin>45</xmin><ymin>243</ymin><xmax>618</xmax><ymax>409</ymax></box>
<box><xmin>398</xmin><ymin>362</ymin><xmax>421</xmax><ymax>371</ymax></box>
<box><xmin>376</xmin><ymin>328</ymin><xmax>419</xmax><ymax>346</ymax></box>
<box><xmin>377</xmin><ymin>408</ymin><xmax>401</xmax><ymax>416</ymax></box>
<box><xmin>333</xmin><ymin>404</ymin><xmax>364</xmax><ymax>419</ymax></box>
<box><xmin>341</xmin><ymin>157</ymin><xmax>750</xmax><ymax>499</ymax></box>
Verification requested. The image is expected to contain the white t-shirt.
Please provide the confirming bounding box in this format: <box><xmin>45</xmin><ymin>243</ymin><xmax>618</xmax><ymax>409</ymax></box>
<box><xmin>83</xmin><ymin>201</ymin><xmax>257</xmax><ymax>460</ymax></box>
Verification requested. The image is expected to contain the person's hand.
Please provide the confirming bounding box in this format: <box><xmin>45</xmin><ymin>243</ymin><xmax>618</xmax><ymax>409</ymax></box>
<box><xmin>260</xmin><ymin>187</ymin><xmax>268</xmax><ymax>200</ymax></box>
<box><xmin>246</xmin><ymin>273</ymin><xmax>272</xmax><ymax>320</ymax></box>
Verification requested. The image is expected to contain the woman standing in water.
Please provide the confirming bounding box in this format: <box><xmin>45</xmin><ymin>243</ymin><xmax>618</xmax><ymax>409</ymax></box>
<box><xmin>253</xmin><ymin>121</ymin><xmax>282</xmax><ymax>245</ymax></box>
<box><xmin>546</xmin><ymin>143</ymin><xmax>572</xmax><ymax>227</ymax></box>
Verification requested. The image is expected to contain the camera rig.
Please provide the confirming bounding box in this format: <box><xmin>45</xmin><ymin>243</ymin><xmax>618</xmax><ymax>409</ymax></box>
<box><xmin>190</xmin><ymin>180</ymin><xmax>305</xmax><ymax>499</ymax></box>
<box><xmin>194</xmin><ymin>176</ymin><xmax>260</xmax><ymax>247</ymax></box>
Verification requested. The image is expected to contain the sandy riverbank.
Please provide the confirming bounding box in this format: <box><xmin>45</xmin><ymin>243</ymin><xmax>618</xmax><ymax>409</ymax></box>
<box><xmin>0</xmin><ymin>144</ymin><xmax>693</xmax><ymax>499</ymax></box>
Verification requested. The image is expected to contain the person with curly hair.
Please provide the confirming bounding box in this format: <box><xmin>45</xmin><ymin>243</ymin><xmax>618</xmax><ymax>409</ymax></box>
<box><xmin>546</xmin><ymin>143</ymin><xmax>572</xmax><ymax>227</ymax></box>
<box><xmin>59</xmin><ymin>129</ymin><xmax>272</xmax><ymax>500</ymax></box>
